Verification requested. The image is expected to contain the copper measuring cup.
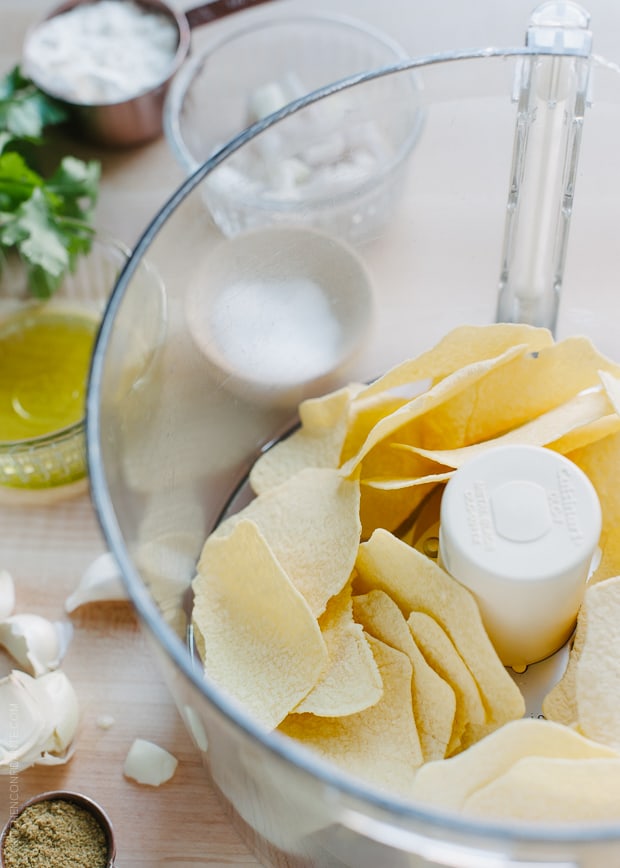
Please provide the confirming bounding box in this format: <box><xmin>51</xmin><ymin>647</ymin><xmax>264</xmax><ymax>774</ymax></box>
<box><xmin>22</xmin><ymin>0</ymin><xmax>275</xmax><ymax>147</ymax></box>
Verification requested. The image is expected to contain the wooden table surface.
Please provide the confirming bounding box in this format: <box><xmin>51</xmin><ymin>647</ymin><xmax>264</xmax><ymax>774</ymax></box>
<box><xmin>4</xmin><ymin>2</ymin><xmax>620</xmax><ymax>866</ymax></box>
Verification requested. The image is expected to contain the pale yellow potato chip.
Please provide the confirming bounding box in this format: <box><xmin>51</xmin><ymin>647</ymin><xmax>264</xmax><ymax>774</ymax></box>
<box><xmin>249</xmin><ymin>383</ymin><xmax>363</xmax><ymax>495</ymax></box>
<box><xmin>568</xmin><ymin>429</ymin><xmax>620</xmax><ymax>583</ymax></box>
<box><xmin>575</xmin><ymin>576</ymin><xmax>620</xmax><ymax>750</ymax></box>
<box><xmin>355</xmin><ymin>324</ymin><xmax>553</xmax><ymax>401</ymax></box>
<box><xmin>357</xmin><ymin>438</ymin><xmax>451</xmax><ymax>538</ymax></box>
<box><xmin>548</xmin><ymin>414</ymin><xmax>620</xmax><ymax>456</ymax></box>
<box><xmin>416</xmin><ymin>336</ymin><xmax>620</xmax><ymax>453</ymax></box>
<box><xmin>293</xmin><ymin>581</ymin><xmax>382</xmax><ymax>717</ymax></box>
<box><xmin>355</xmin><ymin>529</ymin><xmax>525</xmax><ymax>727</ymax></box>
<box><xmin>279</xmin><ymin>635</ymin><xmax>424</xmax><ymax>796</ymax></box>
<box><xmin>542</xmin><ymin>610</ymin><xmax>587</xmax><ymax>727</ymax></box>
<box><xmin>352</xmin><ymin>589</ymin><xmax>456</xmax><ymax>761</ymax></box>
<box><xmin>341</xmin><ymin>389</ymin><xmax>425</xmax><ymax>465</ymax></box>
<box><xmin>192</xmin><ymin>520</ymin><xmax>327</xmax><ymax>730</ymax></box>
<box><xmin>462</xmin><ymin>756</ymin><xmax>620</xmax><ymax>822</ymax></box>
<box><xmin>339</xmin><ymin>344</ymin><xmax>530</xmax><ymax>477</ymax></box>
<box><xmin>205</xmin><ymin>468</ymin><xmax>361</xmax><ymax>618</ymax></box>
<box><xmin>409</xmin><ymin>718</ymin><xmax>618</xmax><ymax>812</ymax></box>
<box><xmin>407</xmin><ymin>610</ymin><xmax>485</xmax><ymax>755</ymax></box>
<box><xmin>391</xmin><ymin>387</ymin><xmax>613</xmax><ymax>470</ymax></box>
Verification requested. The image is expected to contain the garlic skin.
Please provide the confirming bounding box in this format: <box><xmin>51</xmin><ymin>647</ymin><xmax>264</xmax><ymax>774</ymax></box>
<box><xmin>123</xmin><ymin>738</ymin><xmax>178</xmax><ymax>786</ymax></box>
<box><xmin>0</xmin><ymin>613</ymin><xmax>64</xmax><ymax>676</ymax></box>
<box><xmin>65</xmin><ymin>551</ymin><xmax>128</xmax><ymax>612</ymax></box>
<box><xmin>0</xmin><ymin>669</ymin><xmax>79</xmax><ymax>773</ymax></box>
<box><xmin>0</xmin><ymin>570</ymin><xmax>15</xmax><ymax>620</ymax></box>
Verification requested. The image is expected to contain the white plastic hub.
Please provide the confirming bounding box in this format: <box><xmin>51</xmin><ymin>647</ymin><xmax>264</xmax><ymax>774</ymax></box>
<box><xmin>439</xmin><ymin>444</ymin><xmax>601</xmax><ymax>671</ymax></box>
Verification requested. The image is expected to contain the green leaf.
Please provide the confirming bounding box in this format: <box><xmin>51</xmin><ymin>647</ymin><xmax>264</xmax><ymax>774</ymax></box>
<box><xmin>0</xmin><ymin>65</ymin><xmax>100</xmax><ymax>297</ymax></box>
<box><xmin>0</xmin><ymin>65</ymin><xmax>67</xmax><ymax>145</ymax></box>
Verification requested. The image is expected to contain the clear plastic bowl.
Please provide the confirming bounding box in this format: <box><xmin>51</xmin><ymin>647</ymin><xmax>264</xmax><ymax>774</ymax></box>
<box><xmin>163</xmin><ymin>12</ymin><xmax>424</xmax><ymax>244</ymax></box>
<box><xmin>88</xmin><ymin>38</ymin><xmax>620</xmax><ymax>868</ymax></box>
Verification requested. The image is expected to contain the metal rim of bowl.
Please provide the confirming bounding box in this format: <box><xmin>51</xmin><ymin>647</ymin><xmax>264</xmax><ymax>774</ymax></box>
<box><xmin>88</xmin><ymin>45</ymin><xmax>620</xmax><ymax>856</ymax></box>
<box><xmin>163</xmin><ymin>10</ymin><xmax>426</xmax><ymax>212</ymax></box>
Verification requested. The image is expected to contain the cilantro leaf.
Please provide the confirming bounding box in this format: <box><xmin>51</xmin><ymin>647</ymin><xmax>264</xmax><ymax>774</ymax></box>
<box><xmin>0</xmin><ymin>66</ymin><xmax>100</xmax><ymax>297</ymax></box>
<box><xmin>0</xmin><ymin>66</ymin><xmax>67</xmax><ymax>149</ymax></box>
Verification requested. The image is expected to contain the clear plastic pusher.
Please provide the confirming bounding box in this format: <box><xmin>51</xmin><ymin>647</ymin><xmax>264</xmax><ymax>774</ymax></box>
<box><xmin>496</xmin><ymin>1</ymin><xmax>593</xmax><ymax>333</ymax></box>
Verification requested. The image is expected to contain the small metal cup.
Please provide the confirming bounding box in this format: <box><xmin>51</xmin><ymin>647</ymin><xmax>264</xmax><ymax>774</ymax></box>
<box><xmin>22</xmin><ymin>0</ymin><xmax>191</xmax><ymax>148</ymax></box>
<box><xmin>0</xmin><ymin>790</ymin><xmax>117</xmax><ymax>867</ymax></box>
<box><xmin>21</xmin><ymin>0</ymin><xmax>275</xmax><ymax>148</ymax></box>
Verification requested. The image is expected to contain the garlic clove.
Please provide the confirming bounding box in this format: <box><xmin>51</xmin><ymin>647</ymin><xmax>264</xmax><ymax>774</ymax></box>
<box><xmin>123</xmin><ymin>738</ymin><xmax>178</xmax><ymax>786</ymax></box>
<box><xmin>0</xmin><ymin>670</ymin><xmax>51</xmax><ymax>769</ymax></box>
<box><xmin>65</xmin><ymin>551</ymin><xmax>128</xmax><ymax>612</ymax></box>
<box><xmin>0</xmin><ymin>570</ymin><xmax>15</xmax><ymax>620</ymax></box>
<box><xmin>0</xmin><ymin>669</ymin><xmax>79</xmax><ymax>773</ymax></box>
<box><xmin>38</xmin><ymin>668</ymin><xmax>80</xmax><ymax>754</ymax></box>
<box><xmin>0</xmin><ymin>613</ymin><xmax>63</xmax><ymax>676</ymax></box>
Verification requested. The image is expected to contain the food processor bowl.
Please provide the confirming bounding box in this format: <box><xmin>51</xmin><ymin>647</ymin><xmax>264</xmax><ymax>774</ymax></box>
<box><xmin>87</xmin><ymin>25</ymin><xmax>620</xmax><ymax>868</ymax></box>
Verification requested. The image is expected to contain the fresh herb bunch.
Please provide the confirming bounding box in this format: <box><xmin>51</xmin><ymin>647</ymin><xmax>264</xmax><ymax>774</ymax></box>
<box><xmin>0</xmin><ymin>66</ymin><xmax>101</xmax><ymax>298</ymax></box>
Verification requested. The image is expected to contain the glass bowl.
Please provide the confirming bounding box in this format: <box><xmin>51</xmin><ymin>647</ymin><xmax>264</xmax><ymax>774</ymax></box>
<box><xmin>0</xmin><ymin>236</ymin><xmax>165</xmax><ymax>504</ymax></box>
<box><xmin>88</xmin><ymin>31</ymin><xmax>620</xmax><ymax>868</ymax></box>
<box><xmin>163</xmin><ymin>12</ymin><xmax>424</xmax><ymax>244</ymax></box>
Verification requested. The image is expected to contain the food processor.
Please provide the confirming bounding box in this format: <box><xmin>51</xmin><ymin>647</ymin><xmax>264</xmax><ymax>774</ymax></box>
<box><xmin>86</xmin><ymin>2</ymin><xmax>620</xmax><ymax>865</ymax></box>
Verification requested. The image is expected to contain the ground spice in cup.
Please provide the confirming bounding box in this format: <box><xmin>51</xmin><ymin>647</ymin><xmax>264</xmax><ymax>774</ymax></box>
<box><xmin>2</xmin><ymin>798</ymin><xmax>109</xmax><ymax>868</ymax></box>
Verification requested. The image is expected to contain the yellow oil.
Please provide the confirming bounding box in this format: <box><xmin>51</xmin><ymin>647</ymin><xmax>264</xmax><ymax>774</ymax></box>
<box><xmin>0</xmin><ymin>307</ymin><xmax>97</xmax><ymax>442</ymax></box>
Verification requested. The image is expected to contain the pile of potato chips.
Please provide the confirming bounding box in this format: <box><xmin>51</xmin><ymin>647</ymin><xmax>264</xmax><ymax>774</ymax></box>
<box><xmin>192</xmin><ymin>323</ymin><xmax>620</xmax><ymax>819</ymax></box>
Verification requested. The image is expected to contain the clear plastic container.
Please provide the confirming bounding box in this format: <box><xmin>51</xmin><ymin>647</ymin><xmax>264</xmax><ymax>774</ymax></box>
<box><xmin>88</xmin><ymin>23</ymin><xmax>620</xmax><ymax>868</ymax></box>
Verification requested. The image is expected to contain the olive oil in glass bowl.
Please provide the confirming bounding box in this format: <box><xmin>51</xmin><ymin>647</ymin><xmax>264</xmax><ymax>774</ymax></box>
<box><xmin>0</xmin><ymin>236</ymin><xmax>163</xmax><ymax>503</ymax></box>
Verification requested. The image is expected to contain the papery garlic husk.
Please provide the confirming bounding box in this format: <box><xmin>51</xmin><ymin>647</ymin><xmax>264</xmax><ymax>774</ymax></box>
<box><xmin>0</xmin><ymin>669</ymin><xmax>79</xmax><ymax>773</ymax></box>
<box><xmin>0</xmin><ymin>570</ymin><xmax>15</xmax><ymax>620</ymax></box>
<box><xmin>123</xmin><ymin>738</ymin><xmax>178</xmax><ymax>786</ymax></box>
<box><xmin>65</xmin><ymin>551</ymin><xmax>128</xmax><ymax>612</ymax></box>
<box><xmin>0</xmin><ymin>613</ymin><xmax>64</xmax><ymax>676</ymax></box>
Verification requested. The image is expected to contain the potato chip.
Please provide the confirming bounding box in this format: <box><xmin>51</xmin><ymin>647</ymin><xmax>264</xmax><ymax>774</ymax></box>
<box><xmin>293</xmin><ymin>581</ymin><xmax>382</xmax><ymax>717</ymax></box>
<box><xmin>340</xmin><ymin>343</ymin><xmax>531</xmax><ymax>477</ymax></box>
<box><xmin>462</xmin><ymin>756</ymin><xmax>620</xmax><ymax>822</ymax></box>
<box><xmin>192</xmin><ymin>519</ymin><xmax>328</xmax><ymax>730</ymax></box>
<box><xmin>249</xmin><ymin>384</ymin><xmax>362</xmax><ymax>495</ymax></box>
<box><xmin>416</xmin><ymin>335</ymin><xmax>620</xmax><ymax>453</ymax></box>
<box><xmin>407</xmin><ymin>611</ymin><xmax>485</xmax><ymax>755</ymax></box>
<box><xmin>548</xmin><ymin>414</ymin><xmax>620</xmax><ymax>456</ymax></box>
<box><xmin>542</xmin><ymin>611</ymin><xmax>587</xmax><ymax>727</ymax></box>
<box><xmin>355</xmin><ymin>323</ymin><xmax>553</xmax><ymax>401</ymax></box>
<box><xmin>206</xmin><ymin>467</ymin><xmax>361</xmax><ymax>618</ymax></box>
<box><xmin>568</xmin><ymin>429</ymin><xmax>620</xmax><ymax>583</ymax></box>
<box><xmin>409</xmin><ymin>718</ymin><xmax>618</xmax><ymax>812</ymax></box>
<box><xmin>279</xmin><ymin>635</ymin><xmax>423</xmax><ymax>795</ymax></box>
<box><xmin>391</xmin><ymin>386</ymin><xmax>613</xmax><ymax>471</ymax></box>
<box><xmin>355</xmin><ymin>529</ymin><xmax>525</xmax><ymax>727</ymax></box>
<box><xmin>352</xmin><ymin>589</ymin><xmax>456</xmax><ymax>761</ymax></box>
<box><xmin>574</xmin><ymin>576</ymin><xmax>620</xmax><ymax>750</ymax></box>
<box><xmin>357</xmin><ymin>440</ymin><xmax>451</xmax><ymax>538</ymax></box>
